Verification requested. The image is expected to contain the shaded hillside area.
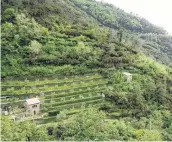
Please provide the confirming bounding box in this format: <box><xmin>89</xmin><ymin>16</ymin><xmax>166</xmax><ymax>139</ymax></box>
<box><xmin>1</xmin><ymin>0</ymin><xmax>172</xmax><ymax>141</ymax></box>
<box><xmin>70</xmin><ymin>0</ymin><xmax>172</xmax><ymax>66</ymax></box>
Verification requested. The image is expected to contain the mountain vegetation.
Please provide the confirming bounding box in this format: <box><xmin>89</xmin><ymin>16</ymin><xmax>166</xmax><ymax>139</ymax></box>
<box><xmin>1</xmin><ymin>0</ymin><xmax>172</xmax><ymax>141</ymax></box>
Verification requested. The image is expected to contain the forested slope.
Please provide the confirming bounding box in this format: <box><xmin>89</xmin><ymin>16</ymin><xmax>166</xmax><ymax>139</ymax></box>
<box><xmin>2</xmin><ymin>0</ymin><xmax>172</xmax><ymax>79</ymax></box>
<box><xmin>71</xmin><ymin>0</ymin><xmax>172</xmax><ymax>66</ymax></box>
<box><xmin>1</xmin><ymin>0</ymin><xmax>172</xmax><ymax>141</ymax></box>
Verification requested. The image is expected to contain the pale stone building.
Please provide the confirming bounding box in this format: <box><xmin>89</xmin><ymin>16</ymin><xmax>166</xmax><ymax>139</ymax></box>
<box><xmin>25</xmin><ymin>98</ymin><xmax>40</xmax><ymax>115</ymax></box>
<box><xmin>122</xmin><ymin>72</ymin><xmax>132</xmax><ymax>82</ymax></box>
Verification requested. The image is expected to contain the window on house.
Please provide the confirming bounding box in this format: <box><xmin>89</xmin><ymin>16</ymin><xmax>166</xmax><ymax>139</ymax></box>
<box><xmin>32</xmin><ymin>105</ymin><xmax>37</xmax><ymax>108</ymax></box>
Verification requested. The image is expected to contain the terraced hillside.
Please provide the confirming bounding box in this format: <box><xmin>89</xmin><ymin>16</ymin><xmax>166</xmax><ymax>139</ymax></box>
<box><xmin>1</xmin><ymin>73</ymin><xmax>107</xmax><ymax>124</ymax></box>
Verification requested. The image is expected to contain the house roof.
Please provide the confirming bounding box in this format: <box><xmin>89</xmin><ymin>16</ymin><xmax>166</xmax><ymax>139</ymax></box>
<box><xmin>26</xmin><ymin>98</ymin><xmax>40</xmax><ymax>105</ymax></box>
<box><xmin>122</xmin><ymin>72</ymin><xmax>132</xmax><ymax>76</ymax></box>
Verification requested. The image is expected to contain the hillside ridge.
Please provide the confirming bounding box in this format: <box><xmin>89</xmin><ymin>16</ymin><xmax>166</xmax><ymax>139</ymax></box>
<box><xmin>1</xmin><ymin>0</ymin><xmax>172</xmax><ymax>141</ymax></box>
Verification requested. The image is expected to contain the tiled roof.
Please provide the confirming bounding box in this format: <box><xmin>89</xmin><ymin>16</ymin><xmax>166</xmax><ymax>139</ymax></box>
<box><xmin>26</xmin><ymin>98</ymin><xmax>40</xmax><ymax>105</ymax></box>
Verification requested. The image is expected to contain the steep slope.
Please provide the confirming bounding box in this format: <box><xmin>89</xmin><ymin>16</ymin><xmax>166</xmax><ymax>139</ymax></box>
<box><xmin>2</xmin><ymin>0</ymin><xmax>172</xmax><ymax>67</ymax></box>
<box><xmin>69</xmin><ymin>0</ymin><xmax>172</xmax><ymax>66</ymax></box>
<box><xmin>140</xmin><ymin>34</ymin><xmax>172</xmax><ymax>66</ymax></box>
<box><xmin>1</xmin><ymin>0</ymin><xmax>172</xmax><ymax>141</ymax></box>
<box><xmin>71</xmin><ymin>0</ymin><xmax>166</xmax><ymax>34</ymax></box>
<box><xmin>1</xmin><ymin>0</ymin><xmax>172</xmax><ymax>111</ymax></box>
<box><xmin>2</xmin><ymin>0</ymin><xmax>172</xmax><ymax>78</ymax></box>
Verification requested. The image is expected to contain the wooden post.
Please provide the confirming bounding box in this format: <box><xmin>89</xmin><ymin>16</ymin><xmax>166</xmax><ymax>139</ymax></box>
<box><xmin>149</xmin><ymin>119</ymin><xmax>152</xmax><ymax>130</ymax></box>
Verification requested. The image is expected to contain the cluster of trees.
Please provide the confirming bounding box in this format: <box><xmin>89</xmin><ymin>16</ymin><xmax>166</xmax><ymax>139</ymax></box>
<box><xmin>71</xmin><ymin>0</ymin><xmax>172</xmax><ymax>66</ymax></box>
<box><xmin>1</xmin><ymin>116</ymin><xmax>52</xmax><ymax>141</ymax></box>
<box><xmin>1</xmin><ymin>7</ymin><xmax>138</xmax><ymax>78</ymax></box>
<box><xmin>139</xmin><ymin>34</ymin><xmax>172</xmax><ymax>66</ymax></box>
<box><xmin>71</xmin><ymin>0</ymin><xmax>166</xmax><ymax>34</ymax></box>
<box><xmin>1</xmin><ymin>8</ymin><xmax>100</xmax><ymax>78</ymax></box>
<box><xmin>1</xmin><ymin>108</ymin><xmax>172</xmax><ymax>141</ymax></box>
<box><xmin>2</xmin><ymin>0</ymin><xmax>172</xmax><ymax>78</ymax></box>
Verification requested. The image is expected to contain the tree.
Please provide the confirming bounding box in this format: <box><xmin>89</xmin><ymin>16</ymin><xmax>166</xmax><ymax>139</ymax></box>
<box><xmin>54</xmin><ymin>108</ymin><xmax>136</xmax><ymax>141</ymax></box>
<box><xmin>136</xmin><ymin>129</ymin><xmax>162</xmax><ymax>141</ymax></box>
<box><xmin>56</xmin><ymin>108</ymin><xmax>107</xmax><ymax>140</ymax></box>
<box><xmin>56</xmin><ymin>110</ymin><xmax>67</xmax><ymax>121</ymax></box>
<box><xmin>27</xmin><ymin>40</ymin><xmax>42</xmax><ymax>59</ymax></box>
<box><xmin>163</xmin><ymin>124</ymin><xmax>172</xmax><ymax>141</ymax></box>
<box><xmin>2</xmin><ymin>8</ymin><xmax>16</xmax><ymax>23</ymax></box>
<box><xmin>1</xmin><ymin>116</ymin><xmax>50</xmax><ymax>141</ymax></box>
<box><xmin>1</xmin><ymin>116</ymin><xmax>17</xmax><ymax>141</ymax></box>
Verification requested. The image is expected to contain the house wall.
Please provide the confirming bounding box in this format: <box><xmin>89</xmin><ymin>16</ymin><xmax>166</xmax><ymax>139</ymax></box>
<box><xmin>123</xmin><ymin>74</ymin><xmax>132</xmax><ymax>82</ymax></box>
<box><xmin>26</xmin><ymin>103</ymin><xmax>40</xmax><ymax>115</ymax></box>
<box><xmin>127</xmin><ymin>75</ymin><xmax>132</xmax><ymax>82</ymax></box>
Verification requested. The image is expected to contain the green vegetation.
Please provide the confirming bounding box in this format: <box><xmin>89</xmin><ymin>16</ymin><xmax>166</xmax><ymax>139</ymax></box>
<box><xmin>1</xmin><ymin>116</ymin><xmax>52</xmax><ymax>141</ymax></box>
<box><xmin>1</xmin><ymin>0</ymin><xmax>172</xmax><ymax>141</ymax></box>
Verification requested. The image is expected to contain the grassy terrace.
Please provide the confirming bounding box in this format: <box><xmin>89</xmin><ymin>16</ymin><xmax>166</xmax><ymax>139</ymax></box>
<box><xmin>43</xmin><ymin>95</ymin><xmax>102</xmax><ymax>108</ymax></box>
<box><xmin>1</xmin><ymin>77</ymin><xmax>106</xmax><ymax>96</ymax></box>
<box><xmin>44</xmin><ymin>98</ymin><xmax>104</xmax><ymax>111</ymax></box>
<box><xmin>1</xmin><ymin>85</ymin><xmax>106</xmax><ymax>104</ymax></box>
<box><xmin>2</xmin><ymin>73</ymin><xmax>102</xmax><ymax>87</ymax></box>
<box><xmin>29</xmin><ymin>102</ymin><xmax>106</xmax><ymax>125</ymax></box>
<box><xmin>1</xmin><ymin>73</ymin><xmax>107</xmax><ymax>120</ymax></box>
<box><xmin>43</xmin><ymin>90</ymin><xmax>104</xmax><ymax>102</ymax></box>
<box><xmin>1</xmin><ymin>81</ymin><xmax>107</xmax><ymax>99</ymax></box>
<box><xmin>44</xmin><ymin>86</ymin><xmax>106</xmax><ymax>100</ymax></box>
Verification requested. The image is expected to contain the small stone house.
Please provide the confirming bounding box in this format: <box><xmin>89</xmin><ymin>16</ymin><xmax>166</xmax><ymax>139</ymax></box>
<box><xmin>122</xmin><ymin>72</ymin><xmax>132</xmax><ymax>82</ymax></box>
<box><xmin>25</xmin><ymin>98</ymin><xmax>40</xmax><ymax>115</ymax></box>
